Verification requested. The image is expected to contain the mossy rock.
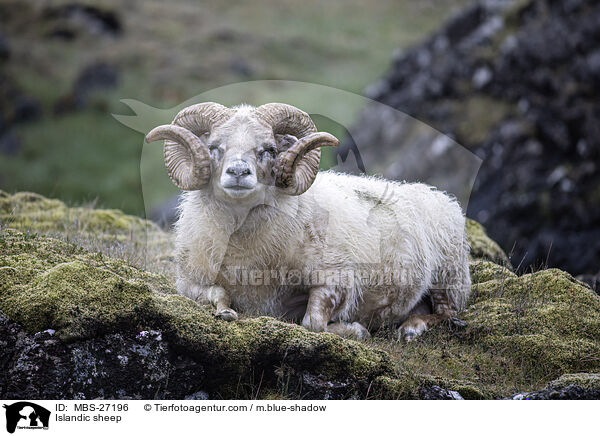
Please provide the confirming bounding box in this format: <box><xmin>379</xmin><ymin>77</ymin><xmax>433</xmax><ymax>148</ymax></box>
<box><xmin>466</xmin><ymin>218</ymin><xmax>511</xmax><ymax>266</ymax></box>
<box><xmin>369</xmin><ymin>374</ymin><xmax>485</xmax><ymax>400</ymax></box>
<box><xmin>508</xmin><ymin>373</ymin><xmax>600</xmax><ymax>400</ymax></box>
<box><xmin>1</xmin><ymin>192</ymin><xmax>600</xmax><ymax>399</ymax></box>
<box><xmin>0</xmin><ymin>190</ymin><xmax>174</xmax><ymax>277</ymax></box>
<box><xmin>548</xmin><ymin>373</ymin><xmax>600</xmax><ymax>391</ymax></box>
<box><xmin>465</xmin><ymin>269</ymin><xmax>600</xmax><ymax>376</ymax></box>
<box><xmin>470</xmin><ymin>259</ymin><xmax>515</xmax><ymax>284</ymax></box>
<box><xmin>0</xmin><ymin>191</ymin><xmax>150</xmax><ymax>235</ymax></box>
<box><xmin>0</xmin><ymin>229</ymin><xmax>393</xmax><ymax>398</ymax></box>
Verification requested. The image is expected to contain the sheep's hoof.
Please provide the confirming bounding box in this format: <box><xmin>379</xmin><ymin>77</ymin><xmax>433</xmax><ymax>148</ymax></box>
<box><xmin>350</xmin><ymin>322</ymin><xmax>372</xmax><ymax>341</ymax></box>
<box><xmin>324</xmin><ymin>322</ymin><xmax>371</xmax><ymax>341</ymax></box>
<box><xmin>215</xmin><ymin>308</ymin><xmax>238</xmax><ymax>322</ymax></box>
<box><xmin>447</xmin><ymin>317</ymin><xmax>467</xmax><ymax>329</ymax></box>
<box><xmin>398</xmin><ymin>317</ymin><xmax>427</xmax><ymax>342</ymax></box>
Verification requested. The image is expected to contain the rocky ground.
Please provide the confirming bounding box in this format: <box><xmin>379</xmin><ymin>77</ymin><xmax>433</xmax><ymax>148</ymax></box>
<box><xmin>343</xmin><ymin>0</ymin><xmax>600</xmax><ymax>288</ymax></box>
<box><xmin>1</xmin><ymin>191</ymin><xmax>599</xmax><ymax>399</ymax></box>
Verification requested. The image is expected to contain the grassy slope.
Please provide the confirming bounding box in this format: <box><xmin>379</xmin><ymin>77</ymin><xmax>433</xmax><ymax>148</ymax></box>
<box><xmin>0</xmin><ymin>0</ymin><xmax>467</xmax><ymax>215</ymax></box>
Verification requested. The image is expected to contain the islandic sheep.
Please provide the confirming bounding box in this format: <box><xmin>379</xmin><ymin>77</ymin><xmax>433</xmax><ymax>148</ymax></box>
<box><xmin>145</xmin><ymin>102</ymin><xmax>471</xmax><ymax>341</ymax></box>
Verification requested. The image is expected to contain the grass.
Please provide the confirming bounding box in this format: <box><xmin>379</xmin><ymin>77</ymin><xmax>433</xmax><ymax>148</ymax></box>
<box><xmin>0</xmin><ymin>0</ymin><xmax>468</xmax><ymax>216</ymax></box>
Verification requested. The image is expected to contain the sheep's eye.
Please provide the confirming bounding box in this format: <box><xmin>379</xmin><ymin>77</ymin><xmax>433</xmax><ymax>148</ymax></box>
<box><xmin>208</xmin><ymin>144</ymin><xmax>223</xmax><ymax>159</ymax></box>
<box><xmin>259</xmin><ymin>147</ymin><xmax>277</xmax><ymax>161</ymax></box>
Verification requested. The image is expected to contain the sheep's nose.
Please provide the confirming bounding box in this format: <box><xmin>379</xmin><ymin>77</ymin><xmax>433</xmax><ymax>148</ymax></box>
<box><xmin>225</xmin><ymin>160</ymin><xmax>252</xmax><ymax>178</ymax></box>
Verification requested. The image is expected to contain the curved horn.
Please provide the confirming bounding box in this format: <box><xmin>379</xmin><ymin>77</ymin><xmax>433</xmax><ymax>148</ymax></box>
<box><xmin>254</xmin><ymin>103</ymin><xmax>338</xmax><ymax>195</ymax></box>
<box><xmin>275</xmin><ymin>132</ymin><xmax>339</xmax><ymax>195</ymax></box>
<box><xmin>172</xmin><ymin>102</ymin><xmax>234</xmax><ymax>135</ymax></box>
<box><xmin>145</xmin><ymin>102</ymin><xmax>233</xmax><ymax>190</ymax></box>
<box><xmin>145</xmin><ymin>125</ymin><xmax>211</xmax><ymax>190</ymax></box>
<box><xmin>254</xmin><ymin>103</ymin><xmax>317</xmax><ymax>138</ymax></box>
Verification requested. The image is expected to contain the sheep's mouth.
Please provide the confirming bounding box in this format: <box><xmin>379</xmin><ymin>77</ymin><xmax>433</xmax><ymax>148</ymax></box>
<box><xmin>222</xmin><ymin>182</ymin><xmax>256</xmax><ymax>197</ymax></box>
<box><xmin>223</xmin><ymin>184</ymin><xmax>253</xmax><ymax>191</ymax></box>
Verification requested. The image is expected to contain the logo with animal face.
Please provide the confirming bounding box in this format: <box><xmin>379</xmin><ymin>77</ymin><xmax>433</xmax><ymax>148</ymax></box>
<box><xmin>2</xmin><ymin>402</ymin><xmax>50</xmax><ymax>434</ymax></box>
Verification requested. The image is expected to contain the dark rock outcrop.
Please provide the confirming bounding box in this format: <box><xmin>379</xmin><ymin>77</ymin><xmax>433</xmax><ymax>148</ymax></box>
<box><xmin>345</xmin><ymin>0</ymin><xmax>600</xmax><ymax>286</ymax></box>
<box><xmin>0</xmin><ymin>314</ymin><xmax>198</xmax><ymax>400</ymax></box>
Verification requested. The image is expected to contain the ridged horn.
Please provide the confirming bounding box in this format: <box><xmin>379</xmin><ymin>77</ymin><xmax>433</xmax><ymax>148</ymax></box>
<box><xmin>254</xmin><ymin>103</ymin><xmax>338</xmax><ymax>195</ymax></box>
<box><xmin>145</xmin><ymin>125</ymin><xmax>211</xmax><ymax>190</ymax></box>
<box><xmin>145</xmin><ymin>102</ymin><xmax>233</xmax><ymax>190</ymax></box>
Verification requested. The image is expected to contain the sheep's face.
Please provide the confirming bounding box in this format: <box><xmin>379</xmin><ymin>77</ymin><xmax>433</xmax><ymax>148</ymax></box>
<box><xmin>207</xmin><ymin>113</ymin><xmax>281</xmax><ymax>206</ymax></box>
<box><xmin>146</xmin><ymin>102</ymin><xmax>339</xmax><ymax>198</ymax></box>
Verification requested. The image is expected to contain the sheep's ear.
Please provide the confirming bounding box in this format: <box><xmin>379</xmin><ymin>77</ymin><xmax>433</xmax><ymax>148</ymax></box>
<box><xmin>275</xmin><ymin>134</ymin><xmax>298</xmax><ymax>152</ymax></box>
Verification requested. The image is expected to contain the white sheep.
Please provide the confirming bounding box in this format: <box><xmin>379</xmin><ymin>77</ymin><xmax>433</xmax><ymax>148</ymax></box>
<box><xmin>146</xmin><ymin>102</ymin><xmax>471</xmax><ymax>341</ymax></box>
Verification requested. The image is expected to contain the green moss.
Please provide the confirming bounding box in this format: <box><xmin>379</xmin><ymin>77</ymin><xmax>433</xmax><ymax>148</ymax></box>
<box><xmin>464</xmin><ymin>269</ymin><xmax>600</xmax><ymax>380</ymax></box>
<box><xmin>470</xmin><ymin>259</ymin><xmax>515</xmax><ymax>284</ymax></box>
<box><xmin>0</xmin><ymin>228</ymin><xmax>392</xmax><ymax>397</ymax></box>
<box><xmin>0</xmin><ymin>190</ymin><xmax>154</xmax><ymax>237</ymax></box>
<box><xmin>0</xmin><ymin>190</ymin><xmax>174</xmax><ymax>277</ymax></box>
<box><xmin>369</xmin><ymin>375</ymin><xmax>420</xmax><ymax>399</ymax></box>
<box><xmin>466</xmin><ymin>218</ymin><xmax>511</xmax><ymax>266</ymax></box>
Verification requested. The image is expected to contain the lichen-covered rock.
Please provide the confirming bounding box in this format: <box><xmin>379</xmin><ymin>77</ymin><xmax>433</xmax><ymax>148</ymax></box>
<box><xmin>1</xmin><ymin>193</ymin><xmax>600</xmax><ymax>399</ymax></box>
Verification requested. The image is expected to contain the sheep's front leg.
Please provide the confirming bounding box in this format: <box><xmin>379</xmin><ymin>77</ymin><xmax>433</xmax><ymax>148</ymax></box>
<box><xmin>302</xmin><ymin>286</ymin><xmax>339</xmax><ymax>332</ymax></box>
<box><xmin>207</xmin><ymin>285</ymin><xmax>238</xmax><ymax>321</ymax></box>
<box><xmin>177</xmin><ymin>279</ymin><xmax>238</xmax><ymax>321</ymax></box>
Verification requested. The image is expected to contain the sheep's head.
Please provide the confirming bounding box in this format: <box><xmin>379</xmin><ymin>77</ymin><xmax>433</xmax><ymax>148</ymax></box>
<box><xmin>145</xmin><ymin>102</ymin><xmax>338</xmax><ymax>204</ymax></box>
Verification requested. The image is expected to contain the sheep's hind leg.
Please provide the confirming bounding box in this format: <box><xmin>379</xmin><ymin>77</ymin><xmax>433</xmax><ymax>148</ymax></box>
<box><xmin>398</xmin><ymin>289</ymin><xmax>466</xmax><ymax>342</ymax></box>
<box><xmin>301</xmin><ymin>286</ymin><xmax>370</xmax><ymax>341</ymax></box>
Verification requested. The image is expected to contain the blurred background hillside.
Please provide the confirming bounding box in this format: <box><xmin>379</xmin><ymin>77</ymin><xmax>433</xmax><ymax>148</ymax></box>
<box><xmin>1</xmin><ymin>0</ymin><xmax>599</xmax><ymax>285</ymax></box>
<box><xmin>0</xmin><ymin>0</ymin><xmax>465</xmax><ymax>214</ymax></box>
